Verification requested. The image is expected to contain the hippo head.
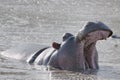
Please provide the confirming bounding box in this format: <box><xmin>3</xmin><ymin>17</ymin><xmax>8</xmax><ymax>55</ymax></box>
<box><xmin>49</xmin><ymin>21</ymin><xmax>113</xmax><ymax>71</ymax></box>
<box><xmin>77</xmin><ymin>21</ymin><xmax>113</xmax><ymax>41</ymax></box>
<box><xmin>76</xmin><ymin>22</ymin><xmax>113</xmax><ymax>70</ymax></box>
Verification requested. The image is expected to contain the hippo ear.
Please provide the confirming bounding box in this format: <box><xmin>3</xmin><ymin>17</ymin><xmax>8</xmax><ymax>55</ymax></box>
<box><xmin>52</xmin><ymin>42</ymin><xmax>61</xmax><ymax>49</ymax></box>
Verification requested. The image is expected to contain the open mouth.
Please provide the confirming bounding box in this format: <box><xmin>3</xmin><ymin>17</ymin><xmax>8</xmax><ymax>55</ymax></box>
<box><xmin>84</xmin><ymin>30</ymin><xmax>110</xmax><ymax>46</ymax></box>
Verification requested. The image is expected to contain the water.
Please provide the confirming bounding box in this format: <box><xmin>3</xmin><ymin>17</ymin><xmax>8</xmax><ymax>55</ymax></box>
<box><xmin>0</xmin><ymin>0</ymin><xmax>120</xmax><ymax>80</ymax></box>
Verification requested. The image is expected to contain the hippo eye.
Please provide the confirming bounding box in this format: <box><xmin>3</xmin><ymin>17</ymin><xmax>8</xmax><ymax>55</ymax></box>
<box><xmin>63</xmin><ymin>36</ymin><xmax>67</xmax><ymax>41</ymax></box>
<box><xmin>63</xmin><ymin>36</ymin><xmax>66</xmax><ymax>39</ymax></box>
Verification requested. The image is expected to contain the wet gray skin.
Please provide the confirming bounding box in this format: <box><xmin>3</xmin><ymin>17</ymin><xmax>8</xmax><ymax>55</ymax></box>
<box><xmin>52</xmin><ymin>33</ymin><xmax>74</xmax><ymax>49</ymax></box>
<box><xmin>0</xmin><ymin>21</ymin><xmax>113</xmax><ymax>72</ymax></box>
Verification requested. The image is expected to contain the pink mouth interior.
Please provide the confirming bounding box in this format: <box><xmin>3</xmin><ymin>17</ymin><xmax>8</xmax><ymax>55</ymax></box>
<box><xmin>84</xmin><ymin>30</ymin><xmax>110</xmax><ymax>46</ymax></box>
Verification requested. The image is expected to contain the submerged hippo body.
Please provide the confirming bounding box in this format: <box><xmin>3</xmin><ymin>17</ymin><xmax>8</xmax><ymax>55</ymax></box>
<box><xmin>1</xmin><ymin>22</ymin><xmax>113</xmax><ymax>71</ymax></box>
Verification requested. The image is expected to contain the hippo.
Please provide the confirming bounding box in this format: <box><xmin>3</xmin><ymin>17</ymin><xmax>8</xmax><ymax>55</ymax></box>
<box><xmin>0</xmin><ymin>21</ymin><xmax>113</xmax><ymax>72</ymax></box>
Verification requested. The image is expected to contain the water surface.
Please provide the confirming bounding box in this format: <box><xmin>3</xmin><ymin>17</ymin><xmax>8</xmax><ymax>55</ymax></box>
<box><xmin>0</xmin><ymin>0</ymin><xmax>120</xmax><ymax>80</ymax></box>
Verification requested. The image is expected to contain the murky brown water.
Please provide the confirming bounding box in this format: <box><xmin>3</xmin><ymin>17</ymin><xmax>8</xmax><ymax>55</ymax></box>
<box><xmin>0</xmin><ymin>0</ymin><xmax>120</xmax><ymax>80</ymax></box>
